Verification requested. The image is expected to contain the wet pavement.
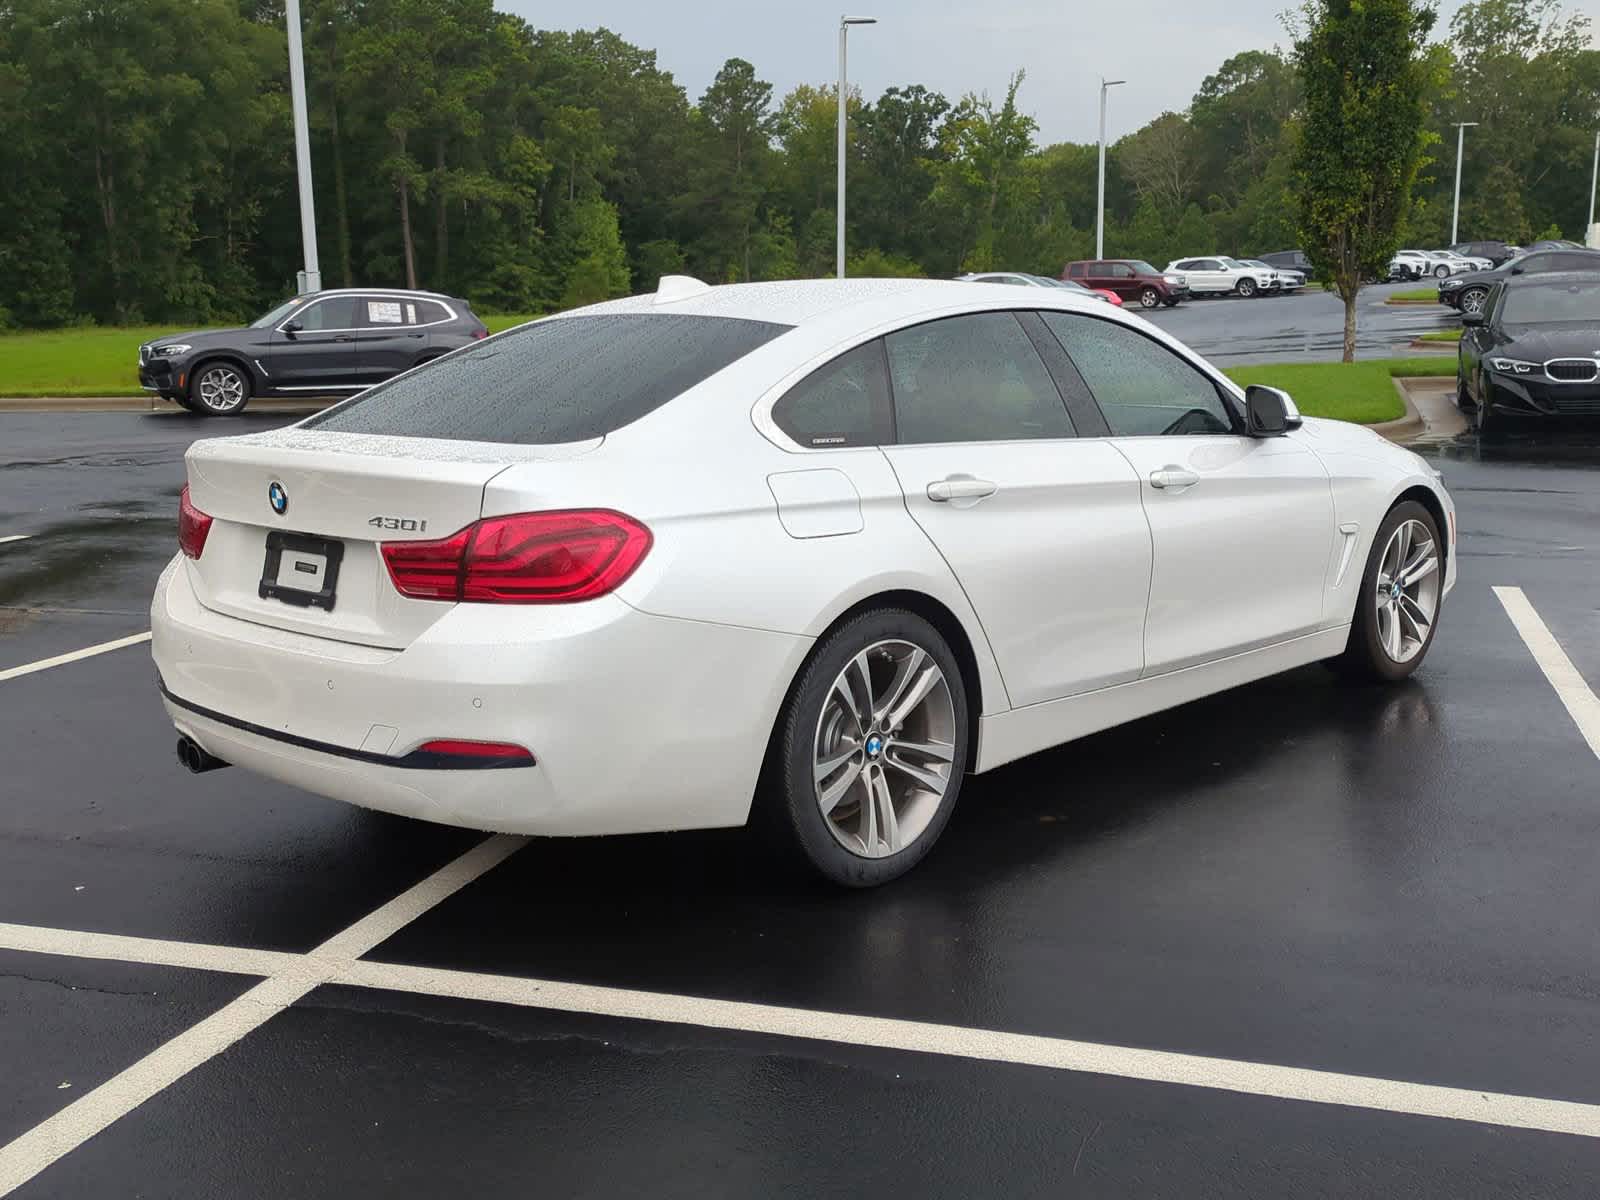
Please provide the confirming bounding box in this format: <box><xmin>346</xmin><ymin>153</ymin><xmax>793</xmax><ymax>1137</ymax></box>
<box><xmin>2</xmin><ymin>408</ymin><xmax>1599</xmax><ymax>1196</ymax></box>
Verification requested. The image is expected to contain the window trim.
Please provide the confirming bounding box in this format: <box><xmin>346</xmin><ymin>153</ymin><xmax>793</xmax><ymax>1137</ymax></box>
<box><xmin>278</xmin><ymin>294</ymin><xmax>459</xmax><ymax>335</ymax></box>
<box><xmin>1038</xmin><ymin>309</ymin><xmax>1245</xmax><ymax>439</ymax></box>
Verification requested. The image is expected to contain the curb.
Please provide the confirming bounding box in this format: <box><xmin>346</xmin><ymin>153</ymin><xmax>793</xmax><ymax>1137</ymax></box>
<box><xmin>1405</xmin><ymin>339</ymin><xmax>1459</xmax><ymax>351</ymax></box>
<box><xmin>1372</xmin><ymin>380</ymin><xmax>1425</xmax><ymax>442</ymax></box>
<box><xmin>1384</xmin><ymin>298</ymin><xmax>1446</xmax><ymax>307</ymax></box>
<box><xmin>0</xmin><ymin>396</ymin><xmax>332</xmax><ymax>414</ymax></box>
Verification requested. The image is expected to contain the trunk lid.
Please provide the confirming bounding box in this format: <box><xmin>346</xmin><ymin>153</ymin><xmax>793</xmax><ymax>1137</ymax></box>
<box><xmin>183</xmin><ymin>428</ymin><xmax>600</xmax><ymax>648</ymax></box>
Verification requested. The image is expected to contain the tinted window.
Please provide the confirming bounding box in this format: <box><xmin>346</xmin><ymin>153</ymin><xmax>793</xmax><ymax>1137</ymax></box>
<box><xmin>1551</xmin><ymin>252</ymin><xmax>1600</xmax><ymax>271</ymax></box>
<box><xmin>772</xmin><ymin>341</ymin><xmax>892</xmax><ymax>448</ymax></box>
<box><xmin>297</xmin><ymin>297</ymin><xmax>361</xmax><ymax>330</ymax></box>
<box><xmin>1174</xmin><ymin>260</ymin><xmax>1199</xmax><ymax>270</ymax></box>
<box><xmin>885</xmin><ymin>313</ymin><xmax>1073</xmax><ymax>445</ymax></box>
<box><xmin>1067</xmin><ymin>263</ymin><xmax>1087</xmax><ymax>278</ymax></box>
<box><xmin>415</xmin><ymin>299</ymin><xmax>452</xmax><ymax>324</ymax></box>
<box><xmin>1041</xmin><ymin>312</ymin><xmax>1234</xmax><ymax>437</ymax></box>
<box><xmin>1500</xmin><ymin>280</ymin><xmax>1600</xmax><ymax>323</ymax></box>
<box><xmin>305</xmin><ymin>314</ymin><xmax>790</xmax><ymax>444</ymax></box>
<box><xmin>1106</xmin><ymin>264</ymin><xmax>1134</xmax><ymax>279</ymax></box>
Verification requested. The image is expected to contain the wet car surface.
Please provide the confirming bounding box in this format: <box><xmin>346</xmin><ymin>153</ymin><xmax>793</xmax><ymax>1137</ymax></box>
<box><xmin>2</xmin><ymin>407</ymin><xmax>1598</xmax><ymax>1196</ymax></box>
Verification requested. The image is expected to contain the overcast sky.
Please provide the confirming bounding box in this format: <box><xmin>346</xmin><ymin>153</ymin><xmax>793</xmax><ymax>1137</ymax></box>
<box><xmin>499</xmin><ymin>0</ymin><xmax>1600</xmax><ymax>144</ymax></box>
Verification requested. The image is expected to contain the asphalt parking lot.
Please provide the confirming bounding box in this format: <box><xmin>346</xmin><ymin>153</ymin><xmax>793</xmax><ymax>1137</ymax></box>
<box><xmin>3</xmin><ymin>406</ymin><xmax>1600</xmax><ymax>1197</ymax></box>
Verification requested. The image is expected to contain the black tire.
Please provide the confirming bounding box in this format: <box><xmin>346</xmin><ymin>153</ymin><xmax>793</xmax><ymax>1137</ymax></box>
<box><xmin>1434</xmin><ymin>264</ymin><xmax>1450</xmax><ymax>279</ymax></box>
<box><xmin>756</xmin><ymin>608</ymin><xmax>970</xmax><ymax>888</ymax></box>
<box><xmin>1455</xmin><ymin>376</ymin><xmax>1473</xmax><ymax>412</ymax></box>
<box><xmin>1475</xmin><ymin>390</ymin><xmax>1498</xmax><ymax>435</ymax></box>
<box><xmin>1459</xmin><ymin>287</ymin><xmax>1488</xmax><ymax>316</ymax></box>
<box><xmin>1162</xmin><ymin>297</ymin><xmax>1180</xmax><ymax>307</ymax></box>
<box><xmin>1235</xmin><ymin>277</ymin><xmax>1258</xmax><ymax>299</ymax></box>
<box><xmin>188</xmin><ymin>360</ymin><xmax>251</xmax><ymax>416</ymax></box>
<box><xmin>1335</xmin><ymin>501</ymin><xmax>1444</xmax><ymax>682</ymax></box>
<box><xmin>1138</xmin><ymin>286</ymin><xmax>1161</xmax><ymax>309</ymax></box>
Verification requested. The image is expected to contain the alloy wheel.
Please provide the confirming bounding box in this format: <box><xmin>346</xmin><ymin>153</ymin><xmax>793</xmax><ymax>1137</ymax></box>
<box><xmin>1373</xmin><ymin>519</ymin><xmax>1441</xmax><ymax>664</ymax></box>
<box><xmin>812</xmin><ymin>639</ymin><xmax>956</xmax><ymax>859</ymax></box>
<box><xmin>197</xmin><ymin>366</ymin><xmax>245</xmax><ymax>413</ymax></box>
<box><xmin>1139</xmin><ymin>287</ymin><xmax>1160</xmax><ymax>309</ymax></box>
<box><xmin>1461</xmin><ymin>289</ymin><xmax>1487</xmax><ymax>315</ymax></box>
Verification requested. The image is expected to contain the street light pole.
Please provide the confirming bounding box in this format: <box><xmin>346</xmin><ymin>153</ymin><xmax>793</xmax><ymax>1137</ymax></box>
<box><xmin>285</xmin><ymin>0</ymin><xmax>321</xmax><ymax>294</ymax></box>
<box><xmin>836</xmin><ymin>15</ymin><xmax>877</xmax><ymax>279</ymax></box>
<box><xmin>1096</xmin><ymin>78</ymin><xmax>1125</xmax><ymax>260</ymax></box>
<box><xmin>1450</xmin><ymin>121</ymin><xmax>1478</xmax><ymax>247</ymax></box>
<box><xmin>1588</xmin><ymin>130</ymin><xmax>1599</xmax><ymax>237</ymax></box>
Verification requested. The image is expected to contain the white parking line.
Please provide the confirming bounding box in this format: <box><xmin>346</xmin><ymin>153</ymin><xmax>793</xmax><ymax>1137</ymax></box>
<box><xmin>2</xmin><ymin>906</ymin><xmax>1600</xmax><ymax>1156</ymax></box>
<box><xmin>0</xmin><ymin>632</ymin><xmax>152</xmax><ymax>683</ymax></box>
<box><xmin>1494</xmin><ymin>586</ymin><xmax>1600</xmax><ymax>760</ymax></box>
<box><xmin>0</xmin><ymin>834</ymin><xmax>526</xmax><ymax>1197</ymax></box>
<box><xmin>0</xmin><ymin>535</ymin><xmax>31</xmax><ymax>546</ymax></box>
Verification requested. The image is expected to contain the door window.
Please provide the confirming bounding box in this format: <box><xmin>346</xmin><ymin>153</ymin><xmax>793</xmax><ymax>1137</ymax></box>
<box><xmin>361</xmin><ymin>298</ymin><xmax>407</xmax><ymax>326</ymax></box>
<box><xmin>771</xmin><ymin>341</ymin><xmax>893</xmax><ymax>448</ymax></box>
<box><xmin>884</xmin><ymin>313</ymin><xmax>1074</xmax><ymax>445</ymax></box>
<box><xmin>294</xmin><ymin>297</ymin><xmax>361</xmax><ymax>331</ymax></box>
<box><xmin>1105</xmin><ymin>264</ymin><xmax>1134</xmax><ymax>279</ymax></box>
<box><xmin>1067</xmin><ymin>263</ymin><xmax>1087</xmax><ymax>279</ymax></box>
<box><xmin>1041</xmin><ymin>313</ymin><xmax>1235</xmax><ymax>437</ymax></box>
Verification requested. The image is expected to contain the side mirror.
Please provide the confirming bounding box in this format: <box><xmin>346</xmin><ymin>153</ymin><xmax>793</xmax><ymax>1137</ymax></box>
<box><xmin>1245</xmin><ymin>384</ymin><xmax>1301</xmax><ymax>437</ymax></box>
<box><xmin>1461</xmin><ymin>310</ymin><xmax>1485</xmax><ymax>326</ymax></box>
<box><xmin>283</xmin><ymin>320</ymin><xmax>303</xmax><ymax>335</ymax></box>
<box><xmin>1508</xmin><ymin>265</ymin><xmax>1524</xmax><ymax>275</ymax></box>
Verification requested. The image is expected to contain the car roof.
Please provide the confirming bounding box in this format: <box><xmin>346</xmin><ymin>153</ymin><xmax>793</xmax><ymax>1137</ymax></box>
<box><xmin>1501</xmin><ymin>269</ymin><xmax>1600</xmax><ymax>288</ymax></box>
<box><xmin>566</xmin><ymin>277</ymin><xmax>1116</xmax><ymax>329</ymax></box>
<box><xmin>308</xmin><ymin>286</ymin><xmax>462</xmax><ymax>303</ymax></box>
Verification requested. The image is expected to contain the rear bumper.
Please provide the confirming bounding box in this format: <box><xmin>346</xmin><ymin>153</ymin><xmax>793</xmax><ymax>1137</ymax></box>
<box><xmin>151</xmin><ymin>556</ymin><xmax>811</xmax><ymax>835</ymax></box>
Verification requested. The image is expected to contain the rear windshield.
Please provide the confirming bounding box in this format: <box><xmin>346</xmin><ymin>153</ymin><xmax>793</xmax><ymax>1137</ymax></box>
<box><xmin>303</xmin><ymin>313</ymin><xmax>791</xmax><ymax>443</ymax></box>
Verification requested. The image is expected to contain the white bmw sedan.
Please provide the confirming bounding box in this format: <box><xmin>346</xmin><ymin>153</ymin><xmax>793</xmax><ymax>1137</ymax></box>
<box><xmin>154</xmin><ymin>277</ymin><xmax>1456</xmax><ymax>886</ymax></box>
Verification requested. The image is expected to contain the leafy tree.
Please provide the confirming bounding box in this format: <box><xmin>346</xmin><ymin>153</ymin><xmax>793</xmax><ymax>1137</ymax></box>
<box><xmin>926</xmin><ymin>72</ymin><xmax>1036</xmax><ymax>272</ymax></box>
<box><xmin>559</xmin><ymin>197</ymin><xmax>630</xmax><ymax>306</ymax></box>
<box><xmin>1294</xmin><ymin>0</ymin><xmax>1440</xmax><ymax>361</ymax></box>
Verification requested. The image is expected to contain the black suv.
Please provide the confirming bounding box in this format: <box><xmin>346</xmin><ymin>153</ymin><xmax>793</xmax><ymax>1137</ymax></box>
<box><xmin>138</xmin><ymin>289</ymin><xmax>488</xmax><ymax>415</ymax></box>
<box><xmin>1437</xmin><ymin>248</ymin><xmax>1600</xmax><ymax>315</ymax></box>
<box><xmin>1450</xmin><ymin>240</ymin><xmax>1514</xmax><ymax>267</ymax></box>
<box><xmin>1257</xmin><ymin>249</ymin><xmax>1313</xmax><ymax>274</ymax></box>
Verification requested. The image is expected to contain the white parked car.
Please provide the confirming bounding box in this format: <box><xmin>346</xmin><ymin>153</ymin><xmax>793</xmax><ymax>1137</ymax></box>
<box><xmin>955</xmin><ymin>271</ymin><xmax>1119</xmax><ymax>305</ymax></box>
<box><xmin>1242</xmin><ymin>258</ymin><xmax>1303</xmax><ymax>291</ymax></box>
<box><xmin>1166</xmin><ymin>256</ymin><xmax>1276</xmax><ymax>298</ymax></box>
<box><xmin>1436</xmin><ymin>249</ymin><xmax>1492</xmax><ymax>271</ymax></box>
<box><xmin>154</xmin><ymin>277</ymin><xmax>1457</xmax><ymax>887</ymax></box>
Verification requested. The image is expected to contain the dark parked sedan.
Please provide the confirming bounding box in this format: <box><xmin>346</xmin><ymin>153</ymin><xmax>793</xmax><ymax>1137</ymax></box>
<box><xmin>1436</xmin><ymin>248</ymin><xmax>1600</xmax><ymax>314</ymax></box>
<box><xmin>137</xmin><ymin>288</ymin><xmax>488</xmax><ymax>415</ymax></box>
<box><xmin>1457</xmin><ymin>272</ymin><xmax>1600</xmax><ymax>432</ymax></box>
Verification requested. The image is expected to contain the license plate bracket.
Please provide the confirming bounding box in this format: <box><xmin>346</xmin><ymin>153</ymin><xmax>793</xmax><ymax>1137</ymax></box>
<box><xmin>259</xmin><ymin>531</ymin><xmax>344</xmax><ymax>611</ymax></box>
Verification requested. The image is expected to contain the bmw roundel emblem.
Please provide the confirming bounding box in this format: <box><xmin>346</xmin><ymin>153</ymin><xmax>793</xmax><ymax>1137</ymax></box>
<box><xmin>268</xmin><ymin>481</ymin><xmax>288</xmax><ymax>515</ymax></box>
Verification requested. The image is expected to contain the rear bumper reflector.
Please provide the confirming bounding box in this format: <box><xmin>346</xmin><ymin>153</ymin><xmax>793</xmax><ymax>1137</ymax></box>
<box><xmin>158</xmin><ymin>680</ymin><xmax>537</xmax><ymax>771</ymax></box>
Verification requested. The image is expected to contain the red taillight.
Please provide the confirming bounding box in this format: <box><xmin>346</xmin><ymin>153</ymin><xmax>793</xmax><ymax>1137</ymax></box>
<box><xmin>381</xmin><ymin>509</ymin><xmax>651</xmax><ymax>604</ymax></box>
<box><xmin>178</xmin><ymin>485</ymin><xmax>212</xmax><ymax>559</ymax></box>
<box><xmin>415</xmin><ymin>739</ymin><xmax>534</xmax><ymax>761</ymax></box>
<box><xmin>471</xmin><ymin>328</ymin><xmax>489</xmax><ymax>340</ymax></box>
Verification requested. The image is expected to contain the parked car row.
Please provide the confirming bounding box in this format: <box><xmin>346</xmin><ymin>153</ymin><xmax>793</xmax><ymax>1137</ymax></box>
<box><xmin>1057</xmin><ymin>251</ymin><xmax>1312</xmax><ymax>309</ymax></box>
<box><xmin>1437</xmin><ymin>246</ymin><xmax>1600</xmax><ymax>314</ymax></box>
<box><xmin>956</xmin><ymin>272</ymin><xmax>1125</xmax><ymax>307</ymax></box>
<box><xmin>137</xmin><ymin>288</ymin><xmax>489</xmax><ymax>415</ymax></box>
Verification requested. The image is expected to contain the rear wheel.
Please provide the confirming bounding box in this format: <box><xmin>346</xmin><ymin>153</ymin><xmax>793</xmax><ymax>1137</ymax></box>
<box><xmin>758</xmin><ymin>609</ymin><xmax>969</xmax><ymax>887</ymax></box>
<box><xmin>1434</xmin><ymin>264</ymin><xmax>1450</xmax><ymax>279</ymax></box>
<box><xmin>189</xmin><ymin>361</ymin><xmax>251</xmax><ymax>416</ymax></box>
<box><xmin>1138</xmin><ymin>286</ymin><xmax>1160</xmax><ymax>309</ymax></box>
<box><xmin>1235</xmin><ymin>277</ymin><xmax>1258</xmax><ymax>298</ymax></box>
<box><xmin>1337</xmin><ymin>502</ymin><xmax>1444</xmax><ymax>682</ymax></box>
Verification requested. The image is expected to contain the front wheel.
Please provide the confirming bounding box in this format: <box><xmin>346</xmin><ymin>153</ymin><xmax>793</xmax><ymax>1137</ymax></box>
<box><xmin>1337</xmin><ymin>502</ymin><xmax>1444</xmax><ymax>682</ymax></box>
<box><xmin>189</xmin><ymin>361</ymin><xmax>251</xmax><ymax>416</ymax></box>
<box><xmin>758</xmin><ymin>609</ymin><xmax>969</xmax><ymax>887</ymax></box>
<box><xmin>1434</xmin><ymin>264</ymin><xmax>1450</xmax><ymax>279</ymax></box>
<box><xmin>1138</xmin><ymin>287</ymin><xmax>1161</xmax><ymax>309</ymax></box>
<box><xmin>1235</xmin><ymin>277</ymin><xmax>1258</xmax><ymax>298</ymax></box>
<box><xmin>1459</xmin><ymin>288</ymin><xmax>1488</xmax><ymax>316</ymax></box>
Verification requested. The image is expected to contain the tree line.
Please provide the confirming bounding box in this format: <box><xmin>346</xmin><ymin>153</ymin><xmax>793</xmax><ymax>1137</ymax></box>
<box><xmin>0</xmin><ymin>0</ymin><xmax>1594</xmax><ymax>330</ymax></box>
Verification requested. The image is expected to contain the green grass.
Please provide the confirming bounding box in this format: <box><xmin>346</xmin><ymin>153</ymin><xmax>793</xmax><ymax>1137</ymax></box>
<box><xmin>1415</xmin><ymin>329</ymin><xmax>1463</xmax><ymax>342</ymax></box>
<box><xmin>0</xmin><ymin>323</ymin><xmax>1450</xmax><ymax>422</ymax></box>
<box><xmin>1387</xmin><ymin>288</ymin><xmax>1440</xmax><ymax>303</ymax></box>
<box><xmin>0</xmin><ymin>316</ymin><xmax>542</xmax><ymax>396</ymax></box>
<box><xmin>1222</xmin><ymin>356</ymin><xmax>1452</xmax><ymax>424</ymax></box>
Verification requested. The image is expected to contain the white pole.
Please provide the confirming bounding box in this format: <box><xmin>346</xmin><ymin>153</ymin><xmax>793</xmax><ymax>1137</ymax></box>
<box><xmin>1450</xmin><ymin>121</ymin><xmax>1477</xmax><ymax>248</ymax></box>
<box><xmin>837</xmin><ymin>21</ymin><xmax>847</xmax><ymax>279</ymax></box>
<box><xmin>285</xmin><ymin>0</ymin><xmax>321</xmax><ymax>293</ymax></box>
<box><xmin>1096</xmin><ymin>79</ymin><xmax>1123</xmax><ymax>260</ymax></box>
<box><xmin>1588</xmin><ymin>130</ymin><xmax>1598</xmax><ymax>233</ymax></box>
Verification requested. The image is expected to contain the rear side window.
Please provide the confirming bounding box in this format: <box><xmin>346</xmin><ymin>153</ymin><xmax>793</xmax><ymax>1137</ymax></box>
<box><xmin>885</xmin><ymin>312</ymin><xmax>1074</xmax><ymax>445</ymax></box>
<box><xmin>304</xmin><ymin>314</ymin><xmax>790</xmax><ymax>444</ymax></box>
<box><xmin>772</xmin><ymin>341</ymin><xmax>893</xmax><ymax>448</ymax></box>
<box><xmin>415</xmin><ymin>299</ymin><xmax>453</xmax><ymax>324</ymax></box>
<box><xmin>1067</xmin><ymin>263</ymin><xmax>1087</xmax><ymax>278</ymax></box>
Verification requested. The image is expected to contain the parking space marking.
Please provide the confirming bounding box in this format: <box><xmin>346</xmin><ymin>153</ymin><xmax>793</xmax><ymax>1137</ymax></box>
<box><xmin>1494</xmin><ymin>586</ymin><xmax>1600</xmax><ymax>760</ymax></box>
<box><xmin>3</xmin><ymin>912</ymin><xmax>1600</xmax><ymax>1149</ymax></box>
<box><xmin>0</xmin><ymin>535</ymin><xmax>31</xmax><ymax>546</ymax></box>
<box><xmin>0</xmin><ymin>834</ymin><xmax>526</xmax><ymax>1198</ymax></box>
<box><xmin>0</xmin><ymin>632</ymin><xmax>152</xmax><ymax>683</ymax></box>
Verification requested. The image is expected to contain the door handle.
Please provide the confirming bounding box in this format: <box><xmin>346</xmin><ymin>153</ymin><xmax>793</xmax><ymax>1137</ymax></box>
<box><xmin>926</xmin><ymin>476</ymin><xmax>998</xmax><ymax>503</ymax></box>
<box><xmin>1148</xmin><ymin>466</ymin><xmax>1200</xmax><ymax>490</ymax></box>
<box><xmin>333</xmin><ymin>334</ymin><xmax>355</xmax><ymax>342</ymax></box>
